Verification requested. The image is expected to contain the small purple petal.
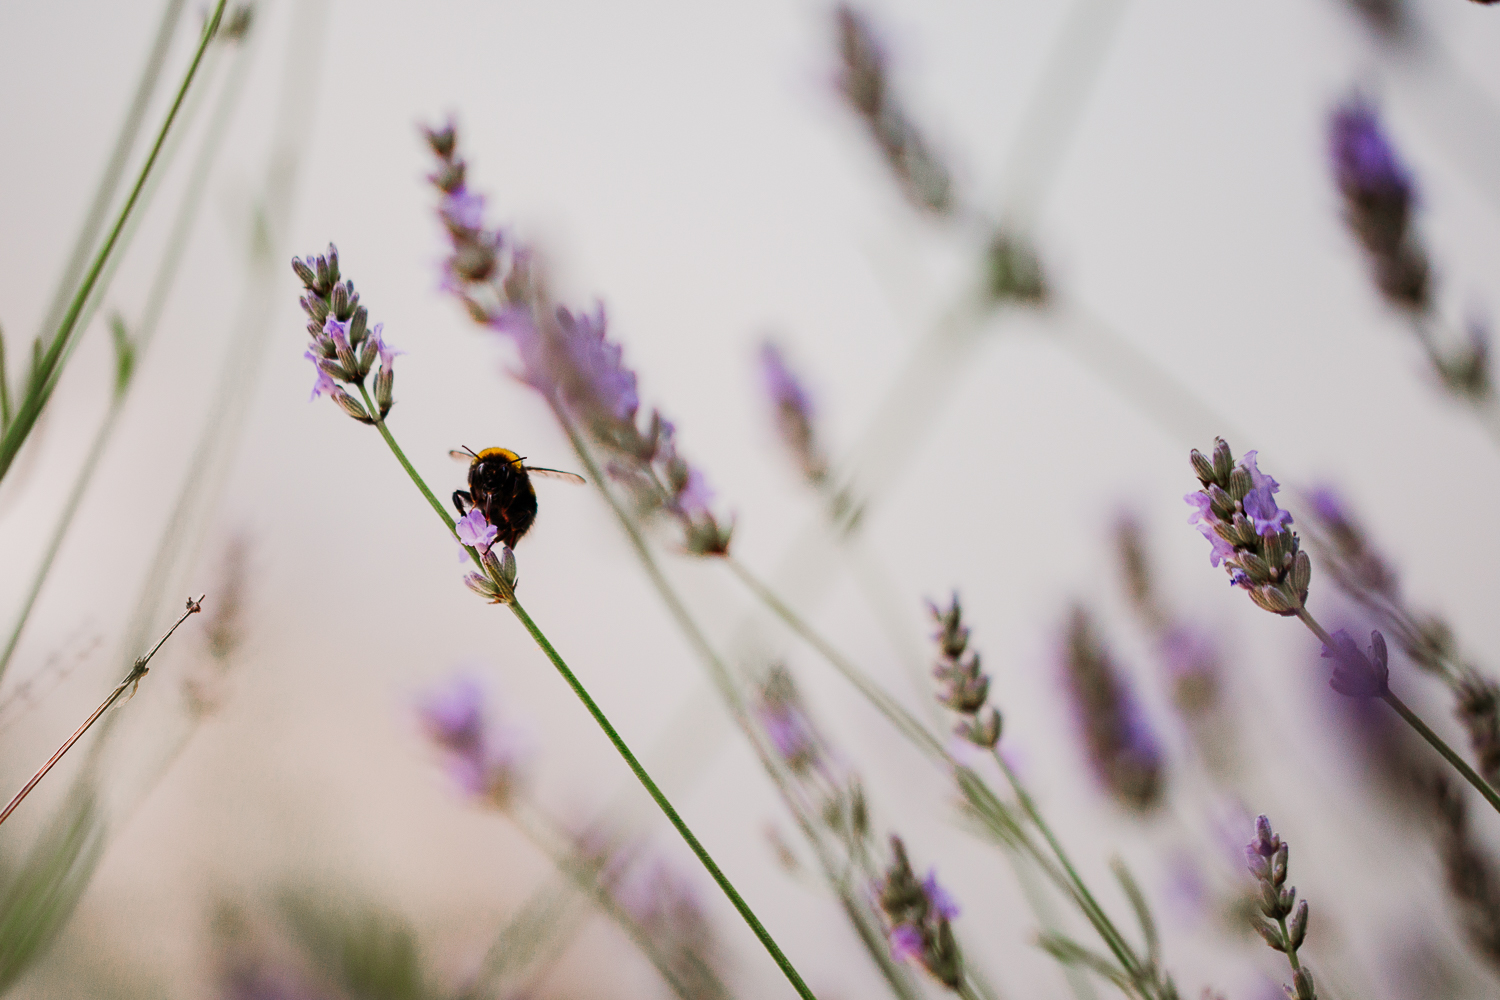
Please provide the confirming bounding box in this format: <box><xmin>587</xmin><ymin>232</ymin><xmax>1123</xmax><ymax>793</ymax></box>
<box><xmin>1239</xmin><ymin>451</ymin><xmax>1281</xmax><ymax>494</ymax></box>
<box><xmin>1243</xmin><ymin>486</ymin><xmax>1292</xmax><ymax>537</ymax></box>
<box><xmin>922</xmin><ymin>869</ymin><xmax>960</xmax><ymax>920</ymax></box>
<box><xmin>888</xmin><ymin>924</ymin><xmax>924</xmax><ymax>963</ymax></box>
<box><xmin>304</xmin><ymin>349</ymin><xmax>336</xmax><ymax>401</ymax></box>
<box><xmin>456</xmin><ymin>508</ymin><xmax>498</xmax><ymax>552</ymax></box>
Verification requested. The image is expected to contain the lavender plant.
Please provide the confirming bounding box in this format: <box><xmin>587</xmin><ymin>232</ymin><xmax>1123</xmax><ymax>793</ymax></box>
<box><xmin>1328</xmin><ymin>97</ymin><xmax>1500</xmax><ymax>435</ymax></box>
<box><xmin>1185</xmin><ymin>436</ymin><xmax>1500</xmax><ymax>814</ymax></box>
<box><xmin>293</xmin><ymin>247</ymin><xmax>815</xmax><ymax>999</ymax></box>
<box><xmin>1244</xmin><ymin>817</ymin><xmax>1316</xmax><ymax>1000</ymax></box>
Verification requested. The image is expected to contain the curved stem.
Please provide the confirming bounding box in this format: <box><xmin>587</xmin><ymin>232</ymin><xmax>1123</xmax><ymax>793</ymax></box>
<box><xmin>360</xmin><ymin>408</ymin><xmax>816</xmax><ymax>1000</ymax></box>
<box><xmin>0</xmin><ymin>0</ymin><xmax>227</xmax><ymax>484</ymax></box>
<box><xmin>1295</xmin><ymin>607</ymin><xmax>1500</xmax><ymax>816</ymax></box>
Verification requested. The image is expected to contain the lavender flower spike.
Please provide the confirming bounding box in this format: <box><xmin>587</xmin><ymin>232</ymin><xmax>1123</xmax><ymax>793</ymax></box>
<box><xmin>1062</xmin><ymin>606</ymin><xmax>1164</xmax><ymax>814</ymax></box>
<box><xmin>1186</xmin><ymin>438</ymin><xmax>1311</xmax><ymax>616</ymax></box>
<box><xmin>1329</xmin><ymin>97</ymin><xmax>1429</xmax><ymax>311</ymax></box>
<box><xmin>928</xmin><ymin>594</ymin><xmax>1001</xmax><ymax>748</ymax></box>
<box><xmin>1245</xmin><ymin>815</ymin><xmax>1317</xmax><ymax>1000</ymax></box>
<box><xmin>417</xmin><ymin>673</ymin><xmax>525</xmax><ymax>806</ymax></box>
<box><xmin>876</xmin><ymin>836</ymin><xmax>965</xmax><ymax>990</ymax></box>
<box><xmin>759</xmin><ymin>341</ymin><xmax>828</xmax><ymax>485</ymax></box>
<box><xmin>291</xmin><ymin>245</ymin><xmax>397</xmax><ymax>422</ymax></box>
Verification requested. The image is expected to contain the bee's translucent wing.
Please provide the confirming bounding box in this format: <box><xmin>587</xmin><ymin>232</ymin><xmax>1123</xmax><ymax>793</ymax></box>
<box><xmin>450</xmin><ymin>448</ymin><xmax>477</xmax><ymax>462</ymax></box>
<box><xmin>525</xmin><ymin>467</ymin><xmax>586</xmax><ymax>485</ymax></box>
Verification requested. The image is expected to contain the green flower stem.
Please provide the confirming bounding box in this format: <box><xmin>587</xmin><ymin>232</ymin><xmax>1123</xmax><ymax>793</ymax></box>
<box><xmin>0</xmin><ymin>30</ymin><xmax>255</xmax><ymax>686</ymax></box>
<box><xmin>1295</xmin><ymin>607</ymin><xmax>1500</xmax><ymax>816</ymax></box>
<box><xmin>991</xmin><ymin>752</ymin><xmax>1139</xmax><ymax>984</ymax></box>
<box><xmin>723</xmin><ymin>555</ymin><xmax>944</xmax><ymax>760</ymax></box>
<box><xmin>360</xmin><ymin>404</ymin><xmax>816</xmax><ymax>1000</ymax></box>
<box><xmin>0</xmin><ymin>0</ymin><xmax>227</xmax><ymax>485</ymax></box>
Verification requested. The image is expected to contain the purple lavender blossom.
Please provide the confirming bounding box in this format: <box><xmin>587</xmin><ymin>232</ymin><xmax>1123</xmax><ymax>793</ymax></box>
<box><xmin>1329</xmin><ymin>97</ymin><xmax>1429</xmax><ymax>310</ymax></box>
<box><xmin>1330</xmin><ymin>101</ymin><xmax>1412</xmax><ymax>206</ymax></box>
<box><xmin>759</xmin><ymin>341</ymin><xmax>828</xmax><ymax>484</ymax></box>
<box><xmin>1186</xmin><ymin>438</ymin><xmax>1311</xmax><ymax>616</ymax></box>
<box><xmin>441</xmin><ymin>187</ymin><xmax>486</xmax><ymax>231</ymax></box>
<box><xmin>303</xmin><ymin>350</ymin><xmax>336</xmax><ymax>401</ymax></box>
<box><xmin>922</xmin><ymin>869</ymin><xmax>960</xmax><ymax>920</ymax></box>
<box><xmin>888</xmin><ymin>924</ymin><xmax>924</xmax><ymax>963</ymax></box>
<box><xmin>417</xmin><ymin>674</ymin><xmax>525</xmax><ymax>804</ymax></box>
<box><xmin>455</xmin><ymin>507</ymin><xmax>498</xmax><ymax>554</ymax></box>
<box><xmin>1062</xmin><ymin>606</ymin><xmax>1165</xmax><ymax>814</ymax></box>
<box><xmin>1320</xmin><ymin>628</ymin><xmax>1391</xmax><ymax>698</ymax></box>
<box><xmin>1244</xmin><ymin>486</ymin><xmax>1293</xmax><ymax>537</ymax></box>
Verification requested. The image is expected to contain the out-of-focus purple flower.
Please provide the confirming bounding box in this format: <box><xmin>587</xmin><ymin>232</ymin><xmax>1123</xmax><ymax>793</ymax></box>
<box><xmin>442</xmin><ymin>187</ymin><xmax>486</xmax><ymax>231</ymax></box>
<box><xmin>876</xmin><ymin>836</ymin><xmax>964</xmax><ymax>988</ymax></box>
<box><xmin>1062</xmin><ymin>606</ymin><xmax>1165</xmax><ymax>814</ymax></box>
<box><xmin>1159</xmin><ymin>625</ymin><xmax>1221</xmax><ymax>716</ymax></box>
<box><xmin>612</xmin><ymin>857</ymin><xmax>731</xmax><ymax>1000</ymax></box>
<box><xmin>417</xmin><ymin>673</ymin><xmax>525</xmax><ymax>805</ymax></box>
<box><xmin>553</xmin><ymin>303</ymin><xmax>640</xmax><ymax>424</ymax></box>
<box><xmin>888</xmin><ymin>924</ymin><xmax>924</xmax><ymax>963</ymax></box>
<box><xmin>1321</xmin><ymin>628</ymin><xmax>1391</xmax><ymax>698</ymax></box>
<box><xmin>1330</xmin><ymin>101</ymin><xmax>1412</xmax><ymax>206</ymax></box>
<box><xmin>757</xmin><ymin>668</ymin><xmax>823</xmax><ymax>773</ymax></box>
<box><xmin>758</xmin><ymin>341</ymin><xmax>828</xmax><ymax>485</ymax></box>
<box><xmin>922</xmin><ymin>869</ymin><xmax>960</xmax><ymax>920</ymax></box>
<box><xmin>456</xmin><ymin>508</ymin><xmax>499</xmax><ymax>554</ymax></box>
<box><xmin>1329</xmin><ymin>96</ymin><xmax>1429</xmax><ymax>310</ymax></box>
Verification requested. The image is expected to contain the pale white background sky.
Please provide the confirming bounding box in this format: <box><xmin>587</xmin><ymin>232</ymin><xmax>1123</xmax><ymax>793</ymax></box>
<box><xmin>1</xmin><ymin>0</ymin><xmax>1500</xmax><ymax>997</ymax></box>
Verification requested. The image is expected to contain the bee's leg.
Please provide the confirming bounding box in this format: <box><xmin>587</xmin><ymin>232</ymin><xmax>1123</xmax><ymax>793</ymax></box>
<box><xmin>452</xmin><ymin>490</ymin><xmax>474</xmax><ymax>517</ymax></box>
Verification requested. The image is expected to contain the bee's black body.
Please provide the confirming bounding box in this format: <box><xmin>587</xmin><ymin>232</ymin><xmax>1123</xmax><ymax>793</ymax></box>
<box><xmin>454</xmin><ymin>448</ymin><xmax>538</xmax><ymax>548</ymax></box>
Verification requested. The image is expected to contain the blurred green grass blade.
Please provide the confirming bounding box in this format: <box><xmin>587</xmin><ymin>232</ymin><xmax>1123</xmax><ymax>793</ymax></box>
<box><xmin>279</xmin><ymin>891</ymin><xmax>434</xmax><ymax>1000</ymax></box>
<box><xmin>0</xmin><ymin>784</ymin><xmax>105</xmax><ymax>992</ymax></box>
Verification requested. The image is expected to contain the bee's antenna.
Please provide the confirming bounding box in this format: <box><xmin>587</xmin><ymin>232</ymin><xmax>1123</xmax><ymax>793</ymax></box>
<box><xmin>463</xmin><ymin>446</ymin><xmax>478</xmax><ymax>458</ymax></box>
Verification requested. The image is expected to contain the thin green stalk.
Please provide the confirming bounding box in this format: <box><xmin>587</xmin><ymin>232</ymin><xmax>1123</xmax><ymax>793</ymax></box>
<box><xmin>992</xmin><ymin>752</ymin><xmax>1138</xmax><ymax>982</ymax></box>
<box><xmin>30</xmin><ymin>0</ymin><xmax>187</xmax><ymax>347</ymax></box>
<box><xmin>361</xmin><ymin>406</ymin><xmax>816</xmax><ymax>1000</ymax></box>
<box><xmin>0</xmin><ymin>0</ymin><xmax>227</xmax><ymax>485</ymax></box>
<box><xmin>1295</xmin><ymin>607</ymin><xmax>1500</xmax><ymax>816</ymax></box>
<box><xmin>0</xmin><ymin>28</ymin><xmax>254</xmax><ymax>685</ymax></box>
<box><xmin>723</xmin><ymin>555</ymin><xmax>944</xmax><ymax>760</ymax></box>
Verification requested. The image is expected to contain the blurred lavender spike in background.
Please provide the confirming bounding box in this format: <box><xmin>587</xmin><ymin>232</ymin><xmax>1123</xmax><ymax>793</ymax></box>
<box><xmin>613</xmin><ymin>858</ymin><xmax>731</xmax><ymax>1000</ymax></box>
<box><xmin>758</xmin><ymin>340</ymin><xmax>828</xmax><ymax>486</ymax></box>
<box><xmin>1320</xmin><ymin>628</ymin><xmax>1391</xmax><ymax>698</ymax></box>
<box><xmin>1329</xmin><ymin>96</ymin><xmax>1431</xmax><ymax>312</ymax></box>
<box><xmin>928</xmin><ymin>594</ymin><xmax>1001</xmax><ymax>748</ymax></box>
<box><xmin>876</xmin><ymin>836</ymin><xmax>965</xmax><ymax>989</ymax></box>
<box><xmin>1432</xmin><ymin>777</ymin><xmax>1500</xmax><ymax>972</ymax></box>
<box><xmin>1062</xmin><ymin>606</ymin><xmax>1166</xmax><ymax>815</ymax></box>
<box><xmin>1245</xmin><ymin>815</ymin><xmax>1318</xmax><ymax>1000</ymax></box>
<box><xmin>833</xmin><ymin>4</ymin><xmax>954</xmax><ymax>214</ymax></box>
<box><xmin>417</xmin><ymin>673</ymin><xmax>526</xmax><ymax>806</ymax></box>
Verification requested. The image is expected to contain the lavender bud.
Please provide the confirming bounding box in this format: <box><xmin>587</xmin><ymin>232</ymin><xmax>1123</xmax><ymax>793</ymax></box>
<box><xmin>1254</xmin><ymin>917</ymin><xmax>1287</xmax><ymax>952</ymax></box>
<box><xmin>301</xmin><ymin>293</ymin><xmax>329</xmax><ymax>324</ymax></box>
<box><xmin>314</xmin><ymin>255</ymin><xmax>330</xmax><ymax>293</ymax></box>
<box><xmin>1288</xmin><ymin>900</ymin><xmax>1309</xmax><ymax>950</ymax></box>
<box><xmin>1211</xmin><ymin>438</ymin><xmax>1234</xmax><ymax>482</ymax></box>
<box><xmin>374</xmin><ymin>365</ymin><xmax>394</xmax><ymax>417</ymax></box>
<box><xmin>1190</xmin><ymin>448</ymin><xmax>1216</xmax><ymax>485</ymax></box>
<box><xmin>330</xmin><ymin>385</ymin><xmax>372</xmax><ymax>424</ymax></box>
<box><xmin>291</xmin><ymin>257</ymin><xmax>316</xmax><ymax>289</ymax></box>
<box><xmin>1289</xmin><ymin>967</ymin><xmax>1316</xmax><ymax>1000</ymax></box>
<box><xmin>349</xmin><ymin>305</ymin><xmax>368</xmax><ymax>346</ymax></box>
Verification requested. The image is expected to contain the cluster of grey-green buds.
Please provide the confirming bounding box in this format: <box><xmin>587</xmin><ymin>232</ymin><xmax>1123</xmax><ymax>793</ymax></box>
<box><xmin>1246</xmin><ymin>815</ymin><xmax>1316</xmax><ymax>1000</ymax></box>
<box><xmin>462</xmin><ymin>544</ymin><xmax>519</xmax><ymax>606</ymax></box>
<box><xmin>1186</xmin><ymin>438</ymin><xmax>1310</xmax><ymax>616</ymax></box>
<box><xmin>877</xmin><ymin>836</ymin><xmax>964</xmax><ymax>990</ymax></box>
<box><xmin>293</xmin><ymin>244</ymin><xmax>398</xmax><ymax>425</ymax></box>
<box><xmin>929</xmin><ymin>595</ymin><xmax>1001</xmax><ymax>749</ymax></box>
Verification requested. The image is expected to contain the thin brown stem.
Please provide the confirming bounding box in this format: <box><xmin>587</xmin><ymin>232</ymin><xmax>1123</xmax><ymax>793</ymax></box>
<box><xmin>0</xmin><ymin>596</ymin><xmax>203</xmax><ymax>828</ymax></box>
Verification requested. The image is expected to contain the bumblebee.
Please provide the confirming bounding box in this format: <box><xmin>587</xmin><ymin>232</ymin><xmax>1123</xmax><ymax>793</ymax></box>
<box><xmin>451</xmin><ymin>447</ymin><xmax>585</xmax><ymax>548</ymax></box>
